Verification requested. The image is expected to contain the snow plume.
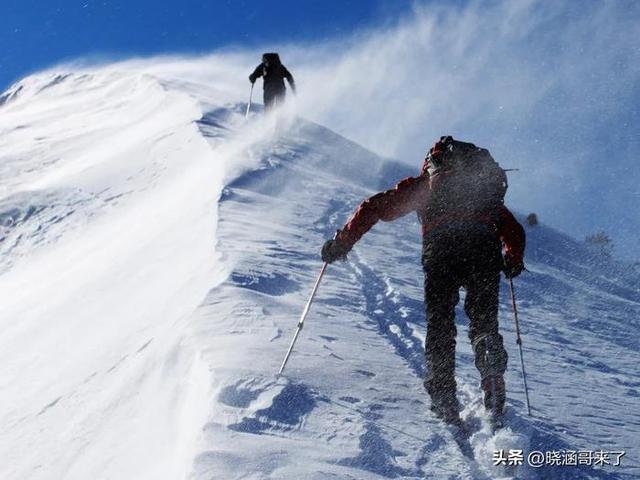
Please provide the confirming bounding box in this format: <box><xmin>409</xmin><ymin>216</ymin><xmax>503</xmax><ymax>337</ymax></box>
<box><xmin>291</xmin><ymin>1</ymin><xmax>638</xmax><ymax>158</ymax></box>
<box><xmin>112</xmin><ymin>0</ymin><xmax>638</xmax><ymax>256</ymax></box>
<box><xmin>286</xmin><ymin>0</ymin><xmax>639</xmax><ymax>258</ymax></box>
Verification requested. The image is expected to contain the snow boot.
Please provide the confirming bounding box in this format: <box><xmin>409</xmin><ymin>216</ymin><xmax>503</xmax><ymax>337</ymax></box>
<box><xmin>481</xmin><ymin>375</ymin><xmax>506</xmax><ymax>428</ymax></box>
<box><xmin>473</xmin><ymin>333</ymin><xmax>507</xmax><ymax>415</ymax></box>
<box><xmin>430</xmin><ymin>397</ymin><xmax>463</xmax><ymax>427</ymax></box>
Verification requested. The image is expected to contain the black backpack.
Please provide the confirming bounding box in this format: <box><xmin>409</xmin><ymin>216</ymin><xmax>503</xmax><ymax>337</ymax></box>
<box><xmin>262</xmin><ymin>53</ymin><xmax>282</xmax><ymax>76</ymax></box>
<box><xmin>420</xmin><ymin>136</ymin><xmax>508</xmax><ymax>224</ymax></box>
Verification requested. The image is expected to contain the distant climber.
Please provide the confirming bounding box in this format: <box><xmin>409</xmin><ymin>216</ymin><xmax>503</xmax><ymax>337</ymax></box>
<box><xmin>321</xmin><ymin>136</ymin><xmax>526</xmax><ymax>427</ymax></box>
<box><xmin>249</xmin><ymin>53</ymin><xmax>295</xmax><ymax>112</ymax></box>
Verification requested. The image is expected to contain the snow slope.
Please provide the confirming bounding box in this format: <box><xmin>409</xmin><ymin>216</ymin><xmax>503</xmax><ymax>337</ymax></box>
<box><xmin>1</xmin><ymin>63</ymin><xmax>638</xmax><ymax>480</ymax></box>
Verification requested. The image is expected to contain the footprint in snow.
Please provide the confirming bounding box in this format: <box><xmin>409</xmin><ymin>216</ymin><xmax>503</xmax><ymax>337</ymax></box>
<box><xmin>228</xmin><ymin>382</ymin><xmax>317</xmax><ymax>434</ymax></box>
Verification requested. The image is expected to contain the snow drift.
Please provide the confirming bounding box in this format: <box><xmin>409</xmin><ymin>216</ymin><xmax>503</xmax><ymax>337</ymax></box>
<box><xmin>0</xmin><ymin>62</ymin><xmax>638</xmax><ymax>480</ymax></box>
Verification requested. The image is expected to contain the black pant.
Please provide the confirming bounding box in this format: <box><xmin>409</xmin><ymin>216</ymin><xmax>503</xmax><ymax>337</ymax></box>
<box><xmin>264</xmin><ymin>86</ymin><xmax>285</xmax><ymax>111</ymax></box>
<box><xmin>422</xmin><ymin>225</ymin><xmax>507</xmax><ymax>406</ymax></box>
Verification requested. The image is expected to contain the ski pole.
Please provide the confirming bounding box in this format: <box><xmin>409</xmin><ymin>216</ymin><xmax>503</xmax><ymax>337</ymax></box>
<box><xmin>245</xmin><ymin>83</ymin><xmax>254</xmax><ymax>118</ymax></box>
<box><xmin>508</xmin><ymin>278</ymin><xmax>532</xmax><ymax>416</ymax></box>
<box><xmin>278</xmin><ymin>262</ymin><xmax>328</xmax><ymax>375</ymax></box>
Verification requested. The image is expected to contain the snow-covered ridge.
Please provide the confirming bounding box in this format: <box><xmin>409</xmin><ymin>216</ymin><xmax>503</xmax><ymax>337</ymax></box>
<box><xmin>0</xmin><ymin>69</ymin><xmax>231</xmax><ymax>480</ymax></box>
<box><xmin>1</xmin><ymin>66</ymin><xmax>638</xmax><ymax>480</ymax></box>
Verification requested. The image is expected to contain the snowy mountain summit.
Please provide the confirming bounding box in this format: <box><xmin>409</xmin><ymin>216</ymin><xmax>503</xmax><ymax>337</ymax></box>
<box><xmin>0</xmin><ymin>63</ymin><xmax>638</xmax><ymax>480</ymax></box>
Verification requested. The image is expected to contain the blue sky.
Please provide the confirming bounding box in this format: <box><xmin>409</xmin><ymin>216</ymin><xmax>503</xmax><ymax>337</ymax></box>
<box><xmin>1</xmin><ymin>1</ymin><xmax>639</xmax><ymax>260</ymax></box>
<box><xmin>0</xmin><ymin>0</ymin><xmax>416</xmax><ymax>90</ymax></box>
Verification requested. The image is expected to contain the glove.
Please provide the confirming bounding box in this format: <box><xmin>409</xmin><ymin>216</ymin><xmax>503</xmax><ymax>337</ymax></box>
<box><xmin>321</xmin><ymin>238</ymin><xmax>350</xmax><ymax>264</ymax></box>
<box><xmin>503</xmin><ymin>257</ymin><xmax>525</xmax><ymax>279</ymax></box>
<box><xmin>249</xmin><ymin>75</ymin><xmax>256</xmax><ymax>84</ymax></box>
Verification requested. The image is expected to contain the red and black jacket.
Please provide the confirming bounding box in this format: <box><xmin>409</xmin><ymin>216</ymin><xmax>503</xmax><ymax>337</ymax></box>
<box><xmin>335</xmin><ymin>168</ymin><xmax>526</xmax><ymax>267</ymax></box>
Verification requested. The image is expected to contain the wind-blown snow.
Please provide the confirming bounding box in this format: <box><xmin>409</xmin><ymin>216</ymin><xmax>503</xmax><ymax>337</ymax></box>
<box><xmin>0</xmin><ymin>62</ymin><xmax>638</xmax><ymax>480</ymax></box>
<box><xmin>0</xmin><ymin>68</ymin><xmax>231</xmax><ymax>480</ymax></box>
